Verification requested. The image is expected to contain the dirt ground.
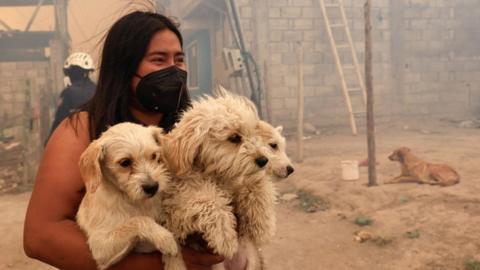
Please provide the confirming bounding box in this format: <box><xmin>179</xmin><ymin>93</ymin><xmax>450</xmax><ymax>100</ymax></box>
<box><xmin>2</xmin><ymin>119</ymin><xmax>480</xmax><ymax>270</ymax></box>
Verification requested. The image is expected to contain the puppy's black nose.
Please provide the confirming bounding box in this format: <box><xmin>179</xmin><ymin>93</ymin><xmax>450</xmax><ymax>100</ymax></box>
<box><xmin>142</xmin><ymin>183</ymin><xmax>159</xmax><ymax>197</ymax></box>
<box><xmin>286</xmin><ymin>165</ymin><xmax>294</xmax><ymax>176</ymax></box>
<box><xmin>255</xmin><ymin>156</ymin><xmax>269</xmax><ymax>168</ymax></box>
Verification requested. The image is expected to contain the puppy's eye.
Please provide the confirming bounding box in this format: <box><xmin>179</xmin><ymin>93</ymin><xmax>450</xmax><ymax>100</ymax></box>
<box><xmin>228</xmin><ymin>134</ymin><xmax>242</xmax><ymax>144</ymax></box>
<box><xmin>152</xmin><ymin>153</ymin><xmax>157</xmax><ymax>160</ymax></box>
<box><xmin>269</xmin><ymin>143</ymin><xmax>278</xmax><ymax>150</ymax></box>
<box><xmin>119</xmin><ymin>158</ymin><xmax>132</xmax><ymax>168</ymax></box>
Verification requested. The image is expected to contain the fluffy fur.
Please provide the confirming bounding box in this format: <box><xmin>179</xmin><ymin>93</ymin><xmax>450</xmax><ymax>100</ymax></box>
<box><xmin>161</xmin><ymin>88</ymin><xmax>294</xmax><ymax>270</ymax></box>
<box><xmin>212</xmin><ymin>238</ymin><xmax>265</xmax><ymax>270</ymax></box>
<box><xmin>387</xmin><ymin>146</ymin><xmax>460</xmax><ymax>186</ymax></box>
<box><xmin>163</xmin><ymin>92</ymin><xmax>264</xmax><ymax>179</ymax></box>
<box><xmin>76</xmin><ymin>122</ymin><xmax>178</xmax><ymax>270</ymax></box>
<box><xmin>256</xmin><ymin>120</ymin><xmax>294</xmax><ymax>179</ymax></box>
<box><xmin>232</xmin><ymin>120</ymin><xmax>294</xmax><ymax>270</ymax></box>
<box><xmin>212</xmin><ymin>120</ymin><xmax>293</xmax><ymax>270</ymax></box>
<box><xmin>159</xmin><ymin>90</ymin><xmax>272</xmax><ymax>269</ymax></box>
<box><xmin>160</xmin><ymin>174</ymin><xmax>238</xmax><ymax>270</ymax></box>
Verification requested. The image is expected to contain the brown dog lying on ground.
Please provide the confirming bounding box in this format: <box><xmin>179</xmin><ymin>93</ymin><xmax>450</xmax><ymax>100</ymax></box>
<box><xmin>387</xmin><ymin>147</ymin><xmax>460</xmax><ymax>186</ymax></box>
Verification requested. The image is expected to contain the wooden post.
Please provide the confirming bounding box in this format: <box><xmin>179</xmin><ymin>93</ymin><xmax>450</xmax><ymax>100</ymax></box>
<box><xmin>39</xmin><ymin>79</ymin><xmax>51</xmax><ymax>145</ymax></box>
<box><xmin>365</xmin><ymin>0</ymin><xmax>377</xmax><ymax>186</ymax></box>
<box><xmin>227</xmin><ymin>0</ymin><xmax>262</xmax><ymax>116</ymax></box>
<box><xmin>55</xmin><ymin>0</ymin><xmax>70</xmax><ymax>56</ymax></box>
<box><xmin>263</xmin><ymin>61</ymin><xmax>273</xmax><ymax>123</ymax></box>
<box><xmin>390</xmin><ymin>0</ymin><xmax>405</xmax><ymax>116</ymax></box>
<box><xmin>51</xmin><ymin>0</ymin><xmax>70</xmax><ymax>96</ymax></box>
<box><xmin>22</xmin><ymin>80</ymin><xmax>34</xmax><ymax>186</ymax></box>
<box><xmin>296</xmin><ymin>42</ymin><xmax>304</xmax><ymax>163</ymax></box>
<box><xmin>252</xmin><ymin>0</ymin><xmax>269</xmax><ymax>120</ymax></box>
<box><xmin>232</xmin><ymin>76</ymin><xmax>242</xmax><ymax>95</ymax></box>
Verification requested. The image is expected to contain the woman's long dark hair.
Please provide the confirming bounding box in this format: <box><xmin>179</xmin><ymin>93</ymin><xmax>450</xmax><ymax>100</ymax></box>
<box><xmin>81</xmin><ymin>11</ymin><xmax>190</xmax><ymax>140</ymax></box>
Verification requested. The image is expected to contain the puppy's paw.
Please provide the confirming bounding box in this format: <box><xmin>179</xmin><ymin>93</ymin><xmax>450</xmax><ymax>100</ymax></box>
<box><xmin>251</xmin><ymin>227</ymin><xmax>275</xmax><ymax>245</ymax></box>
<box><xmin>163</xmin><ymin>253</ymin><xmax>188</xmax><ymax>270</ymax></box>
<box><xmin>239</xmin><ymin>214</ymin><xmax>275</xmax><ymax>245</ymax></box>
<box><xmin>97</xmin><ymin>262</ymin><xmax>109</xmax><ymax>270</ymax></box>
<box><xmin>208</xmin><ymin>229</ymin><xmax>239</xmax><ymax>258</ymax></box>
<box><xmin>153</xmin><ymin>230</ymin><xmax>179</xmax><ymax>256</ymax></box>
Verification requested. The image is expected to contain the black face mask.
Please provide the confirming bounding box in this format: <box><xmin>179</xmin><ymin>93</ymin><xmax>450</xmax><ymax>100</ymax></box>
<box><xmin>134</xmin><ymin>66</ymin><xmax>187</xmax><ymax>113</ymax></box>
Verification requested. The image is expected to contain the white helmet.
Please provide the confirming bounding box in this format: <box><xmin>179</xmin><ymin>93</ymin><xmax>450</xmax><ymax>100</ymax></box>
<box><xmin>64</xmin><ymin>52</ymin><xmax>95</xmax><ymax>70</ymax></box>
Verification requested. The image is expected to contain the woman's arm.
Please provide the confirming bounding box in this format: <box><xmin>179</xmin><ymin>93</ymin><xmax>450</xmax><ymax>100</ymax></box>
<box><xmin>24</xmin><ymin>112</ymin><xmax>99</xmax><ymax>269</ymax></box>
<box><xmin>223</xmin><ymin>246</ymin><xmax>248</xmax><ymax>270</ymax></box>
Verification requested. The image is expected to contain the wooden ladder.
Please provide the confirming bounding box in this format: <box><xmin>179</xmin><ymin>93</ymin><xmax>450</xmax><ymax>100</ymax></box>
<box><xmin>318</xmin><ymin>0</ymin><xmax>366</xmax><ymax>135</ymax></box>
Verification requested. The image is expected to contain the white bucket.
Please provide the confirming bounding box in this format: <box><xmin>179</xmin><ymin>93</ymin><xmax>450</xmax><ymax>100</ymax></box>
<box><xmin>341</xmin><ymin>160</ymin><xmax>359</xmax><ymax>181</ymax></box>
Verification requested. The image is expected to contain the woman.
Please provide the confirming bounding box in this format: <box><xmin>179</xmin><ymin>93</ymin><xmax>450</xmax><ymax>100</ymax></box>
<box><xmin>24</xmin><ymin>11</ymin><xmax>246</xmax><ymax>270</ymax></box>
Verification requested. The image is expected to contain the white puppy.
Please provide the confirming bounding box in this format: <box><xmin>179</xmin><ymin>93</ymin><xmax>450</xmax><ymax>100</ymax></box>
<box><xmin>76</xmin><ymin>122</ymin><xmax>178</xmax><ymax>270</ymax></box>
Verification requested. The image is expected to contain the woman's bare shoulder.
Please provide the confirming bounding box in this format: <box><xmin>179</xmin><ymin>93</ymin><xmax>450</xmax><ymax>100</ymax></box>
<box><xmin>46</xmin><ymin>112</ymin><xmax>90</xmax><ymax>151</ymax></box>
<box><xmin>35</xmin><ymin>112</ymin><xmax>91</xmax><ymax>210</ymax></box>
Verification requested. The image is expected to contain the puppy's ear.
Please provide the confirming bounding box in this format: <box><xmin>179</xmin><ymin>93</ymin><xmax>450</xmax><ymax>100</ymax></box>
<box><xmin>275</xmin><ymin>125</ymin><xmax>284</xmax><ymax>134</ymax></box>
<box><xmin>79</xmin><ymin>139</ymin><xmax>105</xmax><ymax>193</ymax></box>
<box><xmin>148</xmin><ymin>126</ymin><xmax>164</xmax><ymax>146</ymax></box>
<box><xmin>164</xmin><ymin>121</ymin><xmax>205</xmax><ymax>175</ymax></box>
<box><xmin>214</xmin><ymin>84</ymin><xmax>230</xmax><ymax>97</ymax></box>
<box><xmin>399</xmin><ymin>147</ymin><xmax>410</xmax><ymax>155</ymax></box>
<box><xmin>241</xmin><ymin>96</ymin><xmax>259</xmax><ymax>117</ymax></box>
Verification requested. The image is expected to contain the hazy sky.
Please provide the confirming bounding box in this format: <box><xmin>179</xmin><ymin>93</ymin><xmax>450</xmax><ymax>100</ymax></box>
<box><xmin>0</xmin><ymin>0</ymin><xmax>154</xmax><ymax>64</ymax></box>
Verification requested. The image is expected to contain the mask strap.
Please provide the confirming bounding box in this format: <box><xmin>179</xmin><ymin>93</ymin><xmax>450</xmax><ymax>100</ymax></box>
<box><xmin>134</xmin><ymin>73</ymin><xmax>143</xmax><ymax>79</ymax></box>
<box><xmin>176</xmin><ymin>83</ymin><xmax>184</xmax><ymax>112</ymax></box>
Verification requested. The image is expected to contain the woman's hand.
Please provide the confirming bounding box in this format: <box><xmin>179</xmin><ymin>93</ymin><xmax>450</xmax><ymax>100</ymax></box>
<box><xmin>223</xmin><ymin>247</ymin><xmax>248</xmax><ymax>270</ymax></box>
<box><xmin>182</xmin><ymin>246</ymin><xmax>225</xmax><ymax>270</ymax></box>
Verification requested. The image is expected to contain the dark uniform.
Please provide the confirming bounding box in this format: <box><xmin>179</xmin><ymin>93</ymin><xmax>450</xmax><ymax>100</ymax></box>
<box><xmin>49</xmin><ymin>79</ymin><xmax>96</xmax><ymax>137</ymax></box>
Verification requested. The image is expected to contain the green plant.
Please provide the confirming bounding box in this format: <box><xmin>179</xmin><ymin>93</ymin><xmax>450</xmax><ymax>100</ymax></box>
<box><xmin>371</xmin><ymin>236</ymin><xmax>393</xmax><ymax>247</ymax></box>
<box><xmin>296</xmin><ymin>189</ymin><xmax>329</xmax><ymax>213</ymax></box>
<box><xmin>399</xmin><ymin>196</ymin><xmax>409</xmax><ymax>204</ymax></box>
<box><xmin>405</xmin><ymin>229</ymin><xmax>420</xmax><ymax>239</ymax></box>
<box><xmin>354</xmin><ymin>216</ymin><xmax>374</xmax><ymax>226</ymax></box>
<box><xmin>465</xmin><ymin>259</ymin><xmax>480</xmax><ymax>270</ymax></box>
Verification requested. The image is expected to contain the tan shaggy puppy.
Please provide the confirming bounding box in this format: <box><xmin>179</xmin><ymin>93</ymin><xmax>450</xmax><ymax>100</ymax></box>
<box><xmin>256</xmin><ymin>120</ymin><xmax>294</xmax><ymax>179</ymax></box>
<box><xmin>161</xmin><ymin>88</ymin><xmax>294</xmax><ymax>270</ymax></box>
<box><xmin>213</xmin><ymin>120</ymin><xmax>295</xmax><ymax>270</ymax></box>
<box><xmin>387</xmin><ymin>146</ymin><xmax>460</xmax><ymax>186</ymax></box>
<box><xmin>76</xmin><ymin>122</ymin><xmax>178</xmax><ymax>270</ymax></box>
<box><xmin>159</xmin><ymin>90</ymin><xmax>274</xmax><ymax>270</ymax></box>
<box><xmin>228</xmin><ymin>120</ymin><xmax>294</xmax><ymax>270</ymax></box>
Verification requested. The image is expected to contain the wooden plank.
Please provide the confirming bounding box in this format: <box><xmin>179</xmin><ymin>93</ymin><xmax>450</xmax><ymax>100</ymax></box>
<box><xmin>296</xmin><ymin>42</ymin><xmax>304</xmax><ymax>163</ymax></box>
<box><xmin>365</xmin><ymin>0</ymin><xmax>377</xmax><ymax>186</ymax></box>
<box><xmin>390</xmin><ymin>0</ymin><xmax>405</xmax><ymax>114</ymax></box>
<box><xmin>252</xmin><ymin>0</ymin><xmax>269</xmax><ymax>120</ymax></box>
<box><xmin>0</xmin><ymin>49</ymin><xmax>48</xmax><ymax>62</ymax></box>
<box><xmin>264</xmin><ymin>61</ymin><xmax>273</xmax><ymax>123</ymax></box>
<box><xmin>0</xmin><ymin>0</ymin><xmax>53</xmax><ymax>6</ymax></box>
<box><xmin>0</xmin><ymin>31</ymin><xmax>54</xmax><ymax>50</ymax></box>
